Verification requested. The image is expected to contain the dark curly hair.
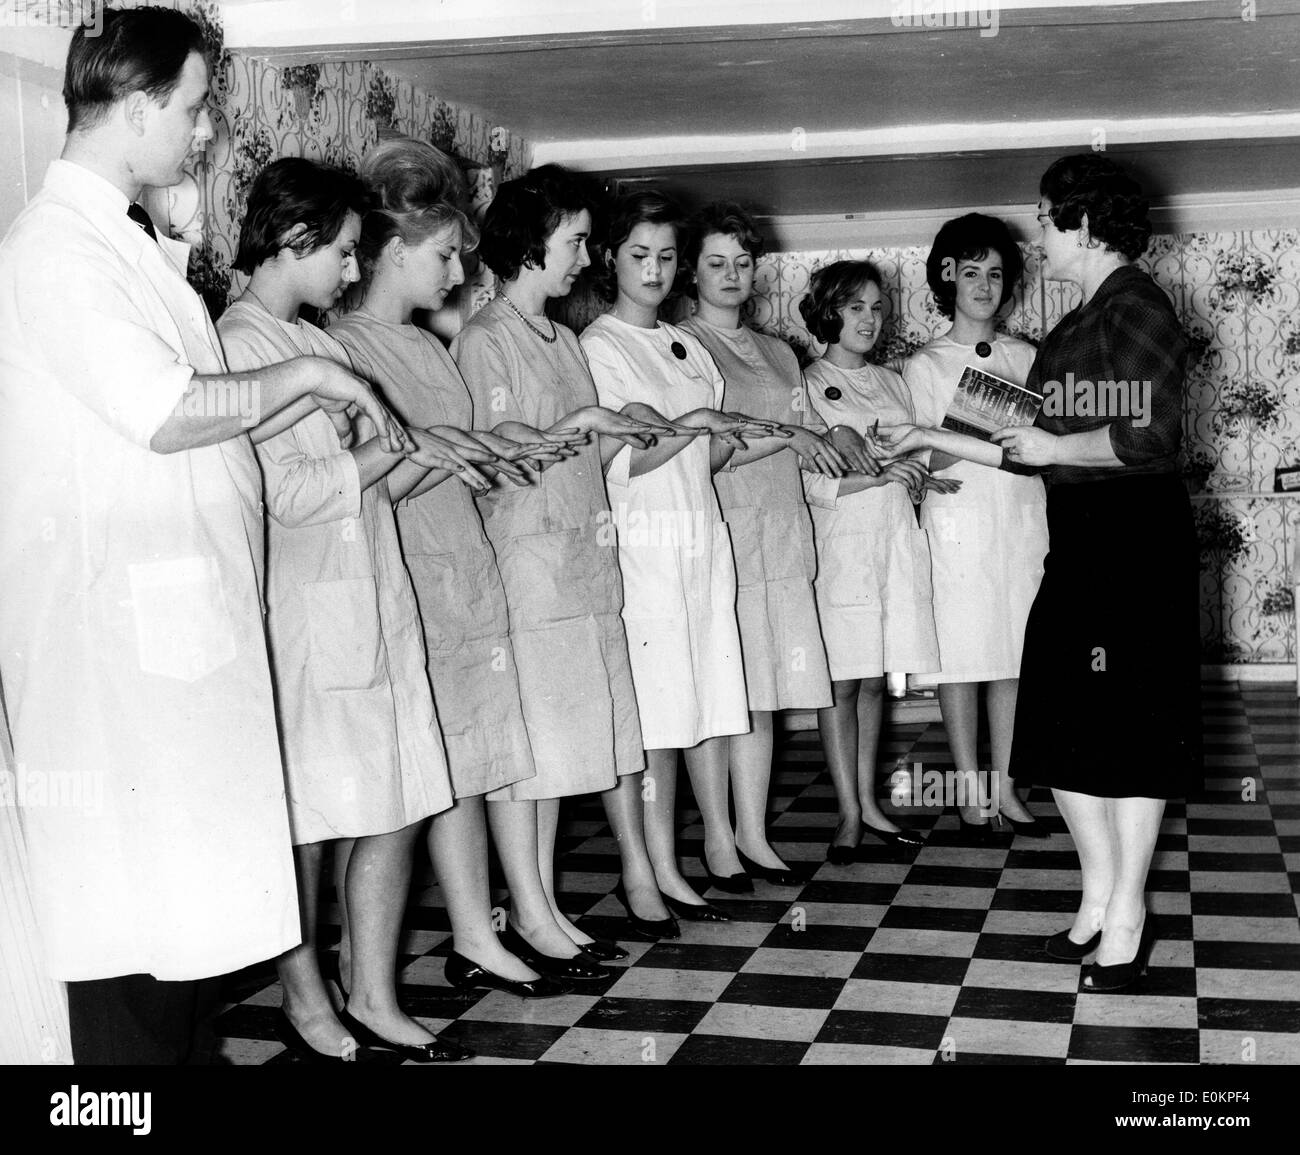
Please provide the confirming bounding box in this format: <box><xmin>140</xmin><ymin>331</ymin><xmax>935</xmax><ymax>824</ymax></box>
<box><xmin>478</xmin><ymin>164</ymin><xmax>598</xmax><ymax>282</ymax></box>
<box><xmin>593</xmin><ymin>190</ymin><xmax>690</xmax><ymax>303</ymax></box>
<box><xmin>925</xmin><ymin>213</ymin><xmax>1023</xmax><ymax>320</ymax></box>
<box><xmin>1040</xmin><ymin>153</ymin><xmax>1152</xmax><ymax>262</ymax></box>
<box><xmin>234</xmin><ymin>158</ymin><xmax>370</xmax><ymax>274</ymax></box>
<box><xmin>798</xmin><ymin>260</ymin><xmax>884</xmax><ymax>345</ymax></box>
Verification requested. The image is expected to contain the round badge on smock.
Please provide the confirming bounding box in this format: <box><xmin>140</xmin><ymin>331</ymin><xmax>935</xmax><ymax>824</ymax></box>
<box><xmin>824</xmin><ymin>386</ymin><xmax>842</xmax><ymax>401</ymax></box>
<box><xmin>670</xmin><ymin>341</ymin><xmax>687</xmax><ymax>360</ymax></box>
<box><xmin>975</xmin><ymin>341</ymin><xmax>992</xmax><ymax>358</ymax></box>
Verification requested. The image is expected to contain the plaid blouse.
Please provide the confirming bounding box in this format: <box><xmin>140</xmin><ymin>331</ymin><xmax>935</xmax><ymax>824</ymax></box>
<box><xmin>1016</xmin><ymin>265</ymin><xmax>1188</xmax><ymax>486</ymax></box>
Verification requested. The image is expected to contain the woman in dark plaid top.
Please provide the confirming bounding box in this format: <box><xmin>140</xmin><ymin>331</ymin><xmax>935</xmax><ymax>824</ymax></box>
<box><xmin>878</xmin><ymin>153</ymin><xmax>1200</xmax><ymax>994</ymax></box>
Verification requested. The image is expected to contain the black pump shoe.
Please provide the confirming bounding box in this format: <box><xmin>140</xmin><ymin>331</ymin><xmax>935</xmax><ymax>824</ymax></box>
<box><xmin>273</xmin><ymin>1008</ymin><xmax>396</xmax><ymax>1065</ymax></box>
<box><xmin>700</xmin><ymin>856</ymin><xmax>753</xmax><ymax>894</ymax></box>
<box><xmin>735</xmin><ymin>847</ymin><xmax>804</xmax><ymax>887</ymax></box>
<box><xmin>659</xmin><ymin>891</ymin><xmax>731</xmax><ymax>922</ymax></box>
<box><xmin>1044</xmin><ymin>929</ymin><xmax>1102</xmax><ymax>960</ymax></box>
<box><xmin>955</xmin><ymin>811</ymin><xmax>999</xmax><ymax>846</ymax></box>
<box><xmin>338</xmin><ymin>1008</ymin><xmax>472</xmax><ymax>1063</ymax></box>
<box><xmin>994</xmin><ymin>810</ymin><xmax>1050</xmax><ymax>839</ymax></box>
<box><xmin>443</xmin><ymin>950</ymin><xmax>572</xmax><ymax>998</ymax></box>
<box><xmin>572</xmin><ymin>937</ymin><xmax>629</xmax><ymax>962</ymax></box>
<box><xmin>500</xmin><ymin>924</ymin><xmax>611</xmax><ymax>982</ymax></box>
<box><xmin>613</xmin><ymin>883</ymin><xmax>681</xmax><ymax>940</ymax></box>
<box><xmin>861</xmin><ymin>823</ymin><xmax>926</xmax><ymax>849</ymax></box>
<box><xmin>826</xmin><ymin>842</ymin><xmax>862</xmax><ymax>866</ymax></box>
<box><xmin>1081</xmin><ymin>918</ymin><xmax>1158</xmax><ymax>993</ymax></box>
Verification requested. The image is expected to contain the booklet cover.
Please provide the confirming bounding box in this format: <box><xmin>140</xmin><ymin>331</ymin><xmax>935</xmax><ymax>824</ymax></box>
<box><xmin>941</xmin><ymin>365</ymin><xmax>1043</xmax><ymax>441</ymax></box>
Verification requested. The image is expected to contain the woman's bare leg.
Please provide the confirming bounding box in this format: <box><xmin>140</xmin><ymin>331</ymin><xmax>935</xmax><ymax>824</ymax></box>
<box><xmin>345</xmin><ymin>822</ymin><xmax>436</xmax><ymax>1045</ymax></box>
<box><xmin>487</xmin><ymin>797</ymin><xmax>584</xmax><ymax>958</ymax></box>
<box><xmin>1097</xmin><ymin>796</ymin><xmax>1165</xmax><ymax>967</ymax></box>
<box><xmin>596</xmin><ymin>772</ymin><xmax>672</xmax><ymax>928</ymax></box>
<box><xmin>643</xmin><ymin>747</ymin><xmax>706</xmax><ymax>906</ymax></box>
<box><xmin>855</xmin><ymin>677</ymin><xmax>897</xmax><ymax>830</ymax></box>
<box><xmin>432</xmin><ymin>797</ymin><xmax>538</xmax><ymax>981</ymax></box>
<box><xmin>730</xmin><ymin>712</ymin><xmax>790</xmax><ymax>870</ymax></box>
<box><xmin>277</xmin><ymin>840</ymin><xmax>353</xmax><ymax>1056</ymax></box>
<box><xmin>819</xmin><ymin>678</ymin><xmax>864</xmax><ymax>847</ymax></box>
<box><xmin>937</xmin><ymin>681</ymin><xmax>987</xmax><ymax>824</ymax></box>
<box><xmin>688</xmin><ymin>734</ymin><xmax>741</xmax><ymax>877</ymax></box>
<box><xmin>1053</xmin><ymin>788</ymin><xmax>1116</xmax><ymax>945</ymax></box>
<box><xmin>987</xmin><ymin>678</ymin><xmax>1035</xmax><ymax>822</ymax></box>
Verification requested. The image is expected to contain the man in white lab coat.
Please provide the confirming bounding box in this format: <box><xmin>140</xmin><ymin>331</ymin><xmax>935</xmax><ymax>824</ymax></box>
<box><xmin>0</xmin><ymin>7</ymin><xmax>406</xmax><ymax>1063</ymax></box>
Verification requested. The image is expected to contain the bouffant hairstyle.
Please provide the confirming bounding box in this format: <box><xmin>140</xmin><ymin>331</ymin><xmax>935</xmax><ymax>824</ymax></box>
<box><xmin>682</xmin><ymin>201</ymin><xmax>765</xmax><ymax>300</ymax></box>
<box><xmin>798</xmin><ymin>260</ymin><xmax>884</xmax><ymax>345</ymax></box>
<box><xmin>478</xmin><ymin>164</ymin><xmax>598</xmax><ymax>282</ymax></box>
<box><xmin>593</xmin><ymin>190</ymin><xmax>691</xmax><ymax>303</ymax></box>
<box><xmin>1040</xmin><ymin>153</ymin><xmax>1152</xmax><ymax>262</ymax></box>
<box><xmin>64</xmin><ymin>6</ymin><xmax>204</xmax><ymax>133</ymax></box>
<box><xmin>356</xmin><ymin>138</ymin><xmax>478</xmax><ymax>275</ymax></box>
<box><xmin>234</xmin><ymin>158</ymin><xmax>370</xmax><ymax>274</ymax></box>
<box><xmin>925</xmin><ymin>213</ymin><xmax>1023</xmax><ymax>320</ymax></box>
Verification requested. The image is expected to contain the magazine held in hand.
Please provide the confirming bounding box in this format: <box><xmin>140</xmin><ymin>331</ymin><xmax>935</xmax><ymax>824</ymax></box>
<box><xmin>942</xmin><ymin>365</ymin><xmax>1043</xmax><ymax>440</ymax></box>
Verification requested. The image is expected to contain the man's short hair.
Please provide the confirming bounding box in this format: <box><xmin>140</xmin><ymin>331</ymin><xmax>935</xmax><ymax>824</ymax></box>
<box><xmin>64</xmin><ymin>6</ymin><xmax>205</xmax><ymax>133</ymax></box>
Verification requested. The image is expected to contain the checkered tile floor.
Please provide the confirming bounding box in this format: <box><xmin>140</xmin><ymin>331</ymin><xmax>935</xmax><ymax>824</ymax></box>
<box><xmin>214</xmin><ymin>679</ymin><xmax>1300</xmax><ymax>1065</ymax></box>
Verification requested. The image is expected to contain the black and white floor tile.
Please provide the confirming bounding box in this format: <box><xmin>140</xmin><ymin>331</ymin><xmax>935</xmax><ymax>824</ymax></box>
<box><xmin>214</xmin><ymin>680</ymin><xmax>1300</xmax><ymax>1067</ymax></box>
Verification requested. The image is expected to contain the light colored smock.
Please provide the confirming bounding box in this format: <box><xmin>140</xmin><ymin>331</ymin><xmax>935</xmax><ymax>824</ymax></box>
<box><xmin>903</xmin><ymin>333</ymin><xmax>1048</xmax><ymax>683</ymax></box>
<box><xmin>804</xmin><ymin>358</ymin><xmax>940</xmax><ymax>681</ymax></box>
<box><xmin>219</xmin><ymin>301</ymin><xmax>453</xmax><ymax>842</ymax></box>
<box><xmin>680</xmin><ymin>315</ymin><xmax>832</xmax><ymax>712</ymax></box>
<box><xmin>0</xmin><ymin>160</ymin><xmax>298</xmax><ymax>980</ymax></box>
<box><xmin>580</xmin><ymin>314</ymin><xmax>750</xmax><ymax>749</ymax></box>
<box><xmin>330</xmin><ymin>312</ymin><xmax>535</xmax><ymax>798</ymax></box>
<box><xmin>451</xmin><ymin>296</ymin><xmax>642</xmax><ymax>797</ymax></box>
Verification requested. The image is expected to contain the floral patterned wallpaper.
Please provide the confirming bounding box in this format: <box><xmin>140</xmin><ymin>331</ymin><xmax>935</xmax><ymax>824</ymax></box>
<box><xmin>562</xmin><ymin>229</ymin><xmax>1299</xmax><ymax>666</ymax></box>
<box><xmin>743</xmin><ymin>230</ymin><xmax>1300</xmax><ymax>666</ymax></box>
<box><xmin>162</xmin><ymin>1</ymin><xmax>530</xmax><ymax>318</ymax></box>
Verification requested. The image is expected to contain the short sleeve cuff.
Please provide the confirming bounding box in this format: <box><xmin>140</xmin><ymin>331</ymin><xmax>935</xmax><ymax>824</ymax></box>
<box><xmin>605</xmin><ymin>443</ymin><xmax>632</xmax><ymax>488</ymax></box>
<box><xmin>138</xmin><ymin>366</ymin><xmax>199</xmax><ymax>448</ymax></box>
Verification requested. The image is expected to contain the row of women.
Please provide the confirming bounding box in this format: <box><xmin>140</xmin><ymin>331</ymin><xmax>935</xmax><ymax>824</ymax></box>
<box><xmin>221</xmin><ymin>142</ymin><xmax>1199</xmax><ymax>1062</ymax></box>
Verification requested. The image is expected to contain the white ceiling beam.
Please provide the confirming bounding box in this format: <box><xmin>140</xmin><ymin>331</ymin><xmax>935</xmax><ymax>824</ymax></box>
<box><xmin>220</xmin><ymin>0</ymin><xmax>1234</xmax><ymax>52</ymax></box>
<box><xmin>534</xmin><ymin>113</ymin><xmax>1300</xmax><ymax>170</ymax></box>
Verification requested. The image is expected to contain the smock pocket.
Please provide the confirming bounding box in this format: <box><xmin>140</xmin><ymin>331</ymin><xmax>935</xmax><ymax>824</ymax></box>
<box><xmin>818</xmin><ymin>532</ymin><xmax>881</xmax><ymax>611</ymax></box>
<box><xmin>406</xmin><ymin>550</ymin><xmax>506</xmax><ymax>651</ymax></box>
<box><xmin>302</xmin><ymin>576</ymin><xmax>384</xmax><ymax>691</ymax></box>
<box><xmin>127</xmin><ymin>555</ymin><xmax>238</xmax><ymax>683</ymax></box>
<box><xmin>498</xmin><ymin>528</ymin><xmax>597</xmax><ymax>625</ymax></box>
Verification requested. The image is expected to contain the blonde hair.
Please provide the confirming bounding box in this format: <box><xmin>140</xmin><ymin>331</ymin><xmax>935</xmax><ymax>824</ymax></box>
<box><xmin>357</xmin><ymin>137</ymin><xmax>478</xmax><ymax>273</ymax></box>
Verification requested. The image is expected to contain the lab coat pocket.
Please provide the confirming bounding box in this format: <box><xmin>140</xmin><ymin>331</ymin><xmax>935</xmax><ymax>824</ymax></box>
<box><xmin>819</xmin><ymin>532</ymin><xmax>881</xmax><ymax>612</ymax></box>
<box><xmin>302</xmin><ymin>576</ymin><xmax>384</xmax><ymax>691</ymax></box>
<box><xmin>127</xmin><ymin>555</ymin><xmax>238</xmax><ymax>683</ymax></box>
<box><xmin>499</xmin><ymin>528</ymin><xmax>592</xmax><ymax>624</ymax></box>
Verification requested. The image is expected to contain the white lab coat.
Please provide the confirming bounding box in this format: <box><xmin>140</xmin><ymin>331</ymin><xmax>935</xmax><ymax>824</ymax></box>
<box><xmin>0</xmin><ymin>160</ymin><xmax>299</xmax><ymax>981</ymax></box>
<box><xmin>581</xmin><ymin>315</ymin><xmax>750</xmax><ymax>749</ymax></box>
<box><xmin>804</xmin><ymin>359</ymin><xmax>940</xmax><ymax>681</ymax></box>
<box><xmin>218</xmin><ymin>302</ymin><xmax>454</xmax><ymax>843</ymax></box>
<box><xmin>903</xmin><ymin>334</ymin><xmax>1048</xmax><ymax>683</ymax></box>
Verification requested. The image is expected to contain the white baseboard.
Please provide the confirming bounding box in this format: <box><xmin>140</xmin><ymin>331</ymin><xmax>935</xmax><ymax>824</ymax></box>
<box><xmin>1203</xmin><ymin>664</ymin><xmax>1296</xmax><ymax>685</ymax></box>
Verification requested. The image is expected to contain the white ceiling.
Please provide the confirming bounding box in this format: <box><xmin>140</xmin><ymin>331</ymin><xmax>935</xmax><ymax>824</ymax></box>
<box><xmin>223</xmin><ymin>0</ymin><xmax>1300</xmax><ymax>234</ymax></box>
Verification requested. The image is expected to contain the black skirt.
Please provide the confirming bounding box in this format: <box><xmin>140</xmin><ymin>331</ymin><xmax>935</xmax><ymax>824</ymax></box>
<box><xmin>1009</xmin><ymin>474</ymin><xmax>1202</xmax><ymax>799</ymax></box>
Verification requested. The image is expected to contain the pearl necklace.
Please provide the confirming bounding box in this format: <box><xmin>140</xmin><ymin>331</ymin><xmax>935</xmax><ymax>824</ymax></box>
<box><xmin>499</xmin><ymin>291</ymin><xmax>557</xmax><ymax>343</ymax></box>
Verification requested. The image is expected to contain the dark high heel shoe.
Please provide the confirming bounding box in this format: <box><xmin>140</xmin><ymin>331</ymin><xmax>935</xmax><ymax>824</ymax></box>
<box><xmin>500</xmin><ymin>924</ymin><xmax>611</xmax><ymax>982</ymax></box>
<box><xmin>273</xmin><ymin>1008</ymin><xmax>374</xmax><ymax>1065</ymax></box>
<box><xmin>955</xmin><ymin>811</ymin><xmax>997</xmax><ymax>846</ymax></box>
<box><xmin>337</xmin><ymin>1008</ymin><xmax>472</xmax><ymax>1063</ymax></box>
<box><xmin>826</xmin><ymin>842</ymin><xmax>862</xmax><ymax>866</ymax></box>
<box><xmin>613</xmin><ymin>883</ymin><xmax>681</xmax><ymax>940</ymax></box>
<box><xmin>994</xmin><ymin>809</ymin><xmax>1049</xmax><ymax>839</ymax></box>
<box><xmin>1081</xmin><ymin>917</ymin><xmax>1157</xmax><ymax>993</ymax></box>
<box><xmin>319</xmin><ymin>951</ymin><xmax>348</xmax><ymax>999</ymax></box>
<box><xmin>861</xmin><ymin>824</ymin><xmax>926</xmax><ymax>849</ymax></box>
<box><xmin>443</xmin><ymin>950</ymin><xmax>572</xmax><ymax>998</ymax></box>
<box><xmin>735</xmin><ymin>847</ymin><xmax>804</xmax><ymax>887</ymax></box>
<box><xmin>659</xmin><ymin>891</ymin><xmax>731</xmax><ymax>922</ymax></box>
<box><xmin>699</xmin><ymin>856</ymin><xmax>753</xmax><ymax>894</ymax></box>
<box><xmin>572</xmin><ymin>937</ymin><xmax>629</xmax><ymax>962</ymax></box>
<box><xmin>1044</xmin><ymin>928</ymin><xmax>1102</xmax><ymax>960</ymax></box>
